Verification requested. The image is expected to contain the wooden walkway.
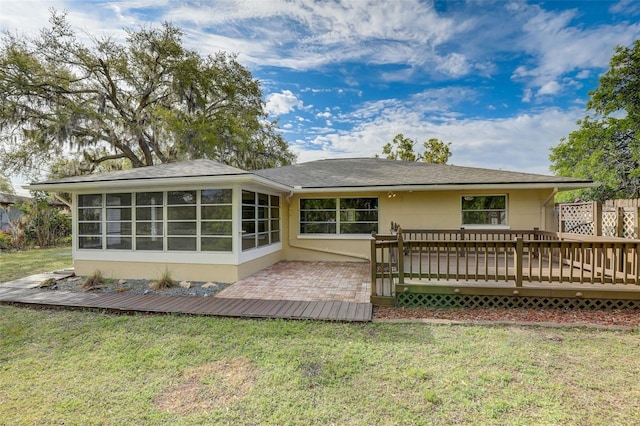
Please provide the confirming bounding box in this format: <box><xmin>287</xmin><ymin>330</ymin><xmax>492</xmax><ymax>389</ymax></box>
<box><xmin>0</xmin><ymin>287</ymin><xmax>372</xmax><ymax>322</ymax></box>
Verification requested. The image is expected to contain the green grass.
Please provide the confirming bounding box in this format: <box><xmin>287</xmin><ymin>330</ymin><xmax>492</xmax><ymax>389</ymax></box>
<box><xmin>0</xmin><ymin>246</ymin><xmax>71</xmax><ymax>282</ymax></box>
<box><xmin>1</xmin><ymin>306</ymin><xmax>638</xmax><ymax>425</ymax></box>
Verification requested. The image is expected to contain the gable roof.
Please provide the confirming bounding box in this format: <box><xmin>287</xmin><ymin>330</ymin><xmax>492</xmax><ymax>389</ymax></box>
<box><xmin>254</xmin><ymin>158</ymin><xmax>592</xmax><ymax>191</ymax></box>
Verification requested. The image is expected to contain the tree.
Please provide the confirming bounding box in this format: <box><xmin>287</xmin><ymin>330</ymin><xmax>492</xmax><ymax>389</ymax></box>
<box><xmin>381</xmin><ymin>134</ymin><xmax>418</xmax><ymax>161</ymax></box>
<box><xmin>0</xmin><ymin>174</ymin><xmax>14</xmax><ymax>194</ymax></box>
<box><xmin>0</xmin><ymin>10</ymin><xmax>295</xmax><ymax>179</ymax></box>
<box><xmin>422</xmin><ymin>138</ymin><xmax>452</xmax><ymax>164</ymax></box>
<box><xmin>380</xmin><ymin>134</ymin><xmax>452</xmax><ymax>164</ymax></box>
<box><xmin>550</xmin><ymin>40</ymin><xmax>640</xmax><ymax>201</ymax></box>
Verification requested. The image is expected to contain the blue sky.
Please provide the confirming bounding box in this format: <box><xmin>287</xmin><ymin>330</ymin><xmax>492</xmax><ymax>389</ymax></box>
<box><xmin>1</xmin><ymin>0</ymin><xmax>640</xmax><ymax>194</ymax></box>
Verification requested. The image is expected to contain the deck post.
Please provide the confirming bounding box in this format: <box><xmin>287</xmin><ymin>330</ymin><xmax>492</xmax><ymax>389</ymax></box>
<box><xmin>593</xmin><ymin>202</ymin><xmax>602</xmax><ymax>236</ymax></box>
<box><xmin>397</xmin><ymin>229</ymin><xmax>404</xmax><ymax>285</ymax></box>
<box><xmin>370</xmin><ymin>233</ymin><xmax>377</xmax><ymax>297</ymax></box>
<box><xmin>515</xmin><ymin>237</ymin><xmax>523</xmax><ymax>287</ymax></box>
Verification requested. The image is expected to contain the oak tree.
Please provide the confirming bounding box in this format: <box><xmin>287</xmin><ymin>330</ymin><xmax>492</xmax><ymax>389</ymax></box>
<box><xmin>0</xmin><ymin>11</ymin><xmax>295</xmax><ymax>179</ymax></box>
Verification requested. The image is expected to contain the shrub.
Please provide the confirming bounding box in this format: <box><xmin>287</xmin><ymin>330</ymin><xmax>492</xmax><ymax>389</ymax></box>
<box><xmin>150</xmin><ymin>268</ymin><xmax>175</xmax><ymax>290</ymax></box>
<box><xmin>0</xmin><ymin>230</ymin><xmax>9</xmax><ymax>250</ymax></box>
<box><xmin>80</xmin><ymin>270</ymin><xmax>105</xmax><ymax>289</ymax></box>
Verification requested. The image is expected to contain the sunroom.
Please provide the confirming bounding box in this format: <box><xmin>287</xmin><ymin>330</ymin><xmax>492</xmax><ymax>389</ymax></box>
<box><xmin>28</xmin><ymin>160</ymin><xmax>290</xmax><ymax>282</ymax></box>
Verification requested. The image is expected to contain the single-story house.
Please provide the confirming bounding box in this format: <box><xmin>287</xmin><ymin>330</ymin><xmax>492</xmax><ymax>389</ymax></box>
<box><xmin>26</xmin><ymin>158</ymin><xmax>592</xmax><ymax>282</ymax></box>
<box><xmin>0</xmin><ymin>192</ymin><xmax>70</xmax><ymax>232</ymax></box>
<box><xmin>0</xmin><ymin>192</ymin><xmax>33</xmax><ymax>231</ymax></box>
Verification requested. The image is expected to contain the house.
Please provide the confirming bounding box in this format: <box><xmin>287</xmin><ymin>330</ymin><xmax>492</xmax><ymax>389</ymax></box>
<box><xmin>26</xmin><ymin>158</ymin><xmax>592</xmax><ymax>282</ymax></box>
<box><xmin>0</xmin><ymin>192</ymin><xmax>33</xmax><ymax>231</ymax></box>
<box><xmin>0</xmin><ymin>192</ymin><xmax>70</xmax><ymax>232</ymax></box>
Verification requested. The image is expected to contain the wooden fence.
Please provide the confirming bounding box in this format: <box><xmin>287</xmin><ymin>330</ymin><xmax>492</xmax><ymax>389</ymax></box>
<box><xmin>370</xmin><ymin>229</ymin><xmax>640</xmax><ymax>303</ymax></box>
<box><xmin>558</xmin><ymin>201</ymin><xmax>639</xmax><ymax>239</ymax></box>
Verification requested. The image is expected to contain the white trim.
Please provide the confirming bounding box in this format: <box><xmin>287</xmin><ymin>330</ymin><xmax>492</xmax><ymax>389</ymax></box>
<box><xmin>297</xmin><ymin>234</ymin><xmax>373</xmax><ymax>240</ymax></box>
<box><xmin>73</xmin><ymin>249</ymin><xmax>237</xmax><ymax>264</ymax></box>
<box><xmin>238</xmin><ymin>242</ymin><xmax>282</xmax><ymax>263</ymax></box>
<box><xmin>461</xmin><ymin>194</ymin><xmax>508</xmax><ymax>227</ymax></box>
<box><xmin>289</xmin><ymin>182</ymin><xmax>595</xmax><ymax>193</ymax></box>
<box><xmin>27</xmin><ymin>174</ymin><xmax>291</xmax><ymax>193</ymax></box>
<box><xmin>461</xmin><ymin>225</ymin><xmax>511</xmax><ymax>230</ymax></box>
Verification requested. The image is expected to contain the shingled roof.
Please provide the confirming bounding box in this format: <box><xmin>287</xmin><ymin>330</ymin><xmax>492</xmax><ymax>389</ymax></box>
<box><xmin>254</xmin><ymin>158</ymin><xmax>592</xmax><ymax>189</ymax></box>
<box><xmin>28</xmin><ymin>157</ymin><xmax>592</xmax><ymax>192</ymax></box>
<box><xmin>30</xmin><ymin>159</ymin><xmax>249</xmax><ymax>186</ymax></box>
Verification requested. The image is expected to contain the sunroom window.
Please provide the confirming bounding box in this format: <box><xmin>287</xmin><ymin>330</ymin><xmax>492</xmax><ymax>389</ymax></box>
<box><xmin>167</xmin><ymin>190</ymin><xmax>197</xmax><ymax>251</ymax></box>
<box><xmin>201</xmin><ymin>189</ymin><xmax>232</xmax><ymax>252</ymax></box>
<box><xmin>78</xmin><ymin>189</ymin><xmax>235</xmax><ymax>252</ymax></box>
<box><xmin>300</xmin><ymin>197</ymin><xmax>378</xmax><ymax>235</ymax></box>
<box><xmin>77</xmin><ymin>194</ymin><xmax>102</xmax><ymax>249</ymax></box>
<box><xmin>242</xmin><ymin>191</ymin><xmax>280</xmax><ymax>251</ymax></box>
<box><xmin>135</xmin><ymin>192</ymin><xmax>164</xmax><ymax>251</ymax></box>
<box><xmin>461</xmin><ymin>195</ymin><xmax>507</xmax><ymax>226</ymax></box>
<box><xmin>106</xmin><ymin>193</ymin><xmax>132</xmax><ymax>250</ymax></box>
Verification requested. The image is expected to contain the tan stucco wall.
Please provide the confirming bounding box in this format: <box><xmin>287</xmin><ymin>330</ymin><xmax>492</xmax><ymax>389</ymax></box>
<box><xmin>74</xmin><ymin>260</ymin><xmax>242</xmax><ymax>282</ymax></box>
<box><xmin>281</xmin><ymin>188</ymin><xmax>557</xmax><ymax>262</ymax></box>
<box><xmin>74</xmin><ymin>250</ymin><xmax>283</xmax><ymax>283</ymax></box>
<box><xmin>237</xmin><ymin>249</ymin><xmax>284</xmax><ymax>280</ymax></box>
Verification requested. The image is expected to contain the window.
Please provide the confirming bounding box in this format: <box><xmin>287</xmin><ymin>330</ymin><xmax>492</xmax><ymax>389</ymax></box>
<box><xmin>167</xmin><ymin>190</ymin><xmax>197</xmax><ymax>251</ymax></box>
<box><xmin>78</xmin><ymin>189</ymin><xmax>234</xmax><ymax>252</ymax></box>
<box><xmin>106</xmin><ymin>193</ymin><xmax>132</xmax><ymax>249</ymax></box>
<box><xmin>201</xmin><ymin>189</ymin><xmax>232</xmax><ymax>252</ymax></box>
<box><xmin>300</xmin><ymin>197</ymin><xmax>378</xmax><ymax>235</ymax></box>
<box><xmin>461</xmin><ymin>195</ymin><xmax>507</xmax><ymax>226</ymax></box>
<box><xmin>135</xmin><ymin>192</ymin><xmax>164</xmax><ymax>251</ymax></box>
<box><xmin>78</xmin><ymin>194</ymin><xmax>102</xmax><ymax>249</ymax></box>
<box><xmin>242</xmin><ymin>191</ymin><xmax>280</xmax><ymax>251</ymax></box>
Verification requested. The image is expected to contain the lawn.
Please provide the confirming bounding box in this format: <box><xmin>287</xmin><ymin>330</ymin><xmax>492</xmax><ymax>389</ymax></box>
<box><xmin>1</xmin><ymin>306</ymin><xmax>638</xmax><ymax>425</ymax></box>
<box><xmin>0</xmin><ymin>246</ymin><xmax>71</xmax><ymax>282</ymax></box>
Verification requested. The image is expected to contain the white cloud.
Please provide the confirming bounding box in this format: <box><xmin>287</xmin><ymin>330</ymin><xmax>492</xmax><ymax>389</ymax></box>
<box><xmin>265</xmin><ymin>90</ymin><xmax>303</xmax><ymax>115</ymax></box>
<box><xmin>537</xmin><ymin>81</ymin><xmax>562</xmax><ymax>97</ymax></box>
<box><xmin>294</xmin><ymin>97</ymin><xmax>584</xmax><ymax>175</ymax></box>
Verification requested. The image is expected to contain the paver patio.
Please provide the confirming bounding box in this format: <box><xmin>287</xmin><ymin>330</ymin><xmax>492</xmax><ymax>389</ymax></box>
<box><xmin>217</xmin><ymin>261</ymin><xmax>371</xmax><ymax>303</ymax></box>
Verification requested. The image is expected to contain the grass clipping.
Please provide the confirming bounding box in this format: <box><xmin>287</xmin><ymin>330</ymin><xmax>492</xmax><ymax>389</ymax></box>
<box><xmin>154</xmin><ymin>358</ymin><xmax>257</xmax><ymax>416</ymax></box>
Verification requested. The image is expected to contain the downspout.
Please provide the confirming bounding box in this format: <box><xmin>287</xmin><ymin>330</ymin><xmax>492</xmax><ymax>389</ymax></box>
<box><xmin>541</xmin><ymin>187</ymin><xmax>559</xmax><ymax>231</ymax></box>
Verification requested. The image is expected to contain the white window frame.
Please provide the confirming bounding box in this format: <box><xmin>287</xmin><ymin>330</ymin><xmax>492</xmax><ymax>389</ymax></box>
<box><xmin>461</xmin><ymin>194</ymin><xmax>509</xmax><ymax>229</ymax></box>
<box><xmin>299</xmin><ymin>197</ymin><xmax>379</xmax><ymax>236</ymax></box>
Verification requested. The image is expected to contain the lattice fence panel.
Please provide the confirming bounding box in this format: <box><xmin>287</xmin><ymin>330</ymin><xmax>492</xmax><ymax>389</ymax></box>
<box><xmin>560</xmin><ymin>203</ymin><xmax>594</xmax><ymax>235</ymax></box>
<box><xmin>602</xmin><ymin>210</ymin><xmax>618</xmax><ymax>237</ymax></box>
<box><xmin>397</xmin><ymin>293</ymin><xmax>640</xmax><ymax>310</ymax></box>
<box><xmin>622</xmin><ymin>209</ymin><xmax>637</xmax><ymax>239</ymax></box>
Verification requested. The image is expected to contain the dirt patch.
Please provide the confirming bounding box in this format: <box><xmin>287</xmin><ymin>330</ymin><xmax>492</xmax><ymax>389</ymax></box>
<box><xmin>374</xmin><ymin>306</ymin><xmax>640</xmax><ymax>329</ymax></box>
<box><xmin>153</xmin><ymin>358</ymin><xmax>257</xmax><ymax>416</ymax></box>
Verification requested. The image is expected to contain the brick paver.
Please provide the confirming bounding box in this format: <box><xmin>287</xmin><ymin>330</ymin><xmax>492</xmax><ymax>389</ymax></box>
<box><xmin>217</xmin><ymin>261</ymin><xmax>371</xmax><ymax>303</ymax></box>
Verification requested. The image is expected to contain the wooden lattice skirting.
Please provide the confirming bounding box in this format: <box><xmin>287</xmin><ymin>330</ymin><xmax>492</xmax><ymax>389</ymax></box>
<box><xmin>397</xmin><ymin>293</ymin><xmax>640</xmax><ymax>310</ymax></box>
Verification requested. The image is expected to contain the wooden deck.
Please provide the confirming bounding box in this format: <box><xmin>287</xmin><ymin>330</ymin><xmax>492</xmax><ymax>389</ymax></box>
<box><xmin>0</xmin><ymin>287</ymin><xmax>372</xmax><ymax>322</ymax></box>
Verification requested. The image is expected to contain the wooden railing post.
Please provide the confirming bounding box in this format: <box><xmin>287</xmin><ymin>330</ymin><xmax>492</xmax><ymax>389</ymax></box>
<box><xmin>370</xmin><ymin>233</ymin><xmax>377</xmax><ymax>297</ymax></box>
<box><xmin>515</xmin><ymin>237</ymin><xmax>523</xmax><ymax>287</ymax></box>
<box><xmin>397</xmin><ymin>228</ymin><xmax>404</xmax><ymax>285</ymax></box>
<box><xmin>593</xmin><ymin>202</ymin><xmax>602</xmax><ymax>236</ymax></box>
<box><xmin>616</xmin><ymin>207</ymin><xmax>624</xmax><ymax>237</ymax></box>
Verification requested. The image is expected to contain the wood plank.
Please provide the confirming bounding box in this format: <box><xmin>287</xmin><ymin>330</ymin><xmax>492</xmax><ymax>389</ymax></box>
<box><xmin>215</xmin><ymin>298</ymin><xmax>248</xmax><ymax>315</ymax></box>
<box><xmin>336</xmin><ymin>302</ymin><xmax>351</xmax><ymax>321</ymax></box>
<box><xmin>317</xmin><ymin>301</ymin><xmax>335</xmax><ymax>319</ymax></box>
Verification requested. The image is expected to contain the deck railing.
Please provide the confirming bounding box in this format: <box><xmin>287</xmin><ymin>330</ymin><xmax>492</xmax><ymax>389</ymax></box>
<box><xmin>370</xmin><ymin>229</ymin><xmax>640</xmax><ymax>301</ymax></box>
